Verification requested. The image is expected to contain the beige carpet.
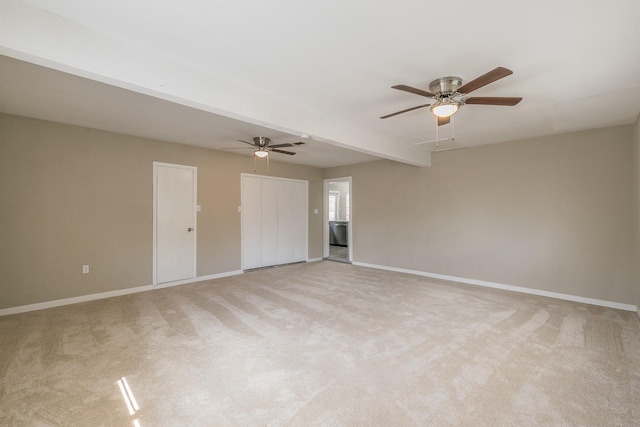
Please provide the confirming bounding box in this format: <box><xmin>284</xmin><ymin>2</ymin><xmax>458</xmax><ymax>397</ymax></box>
<box><xmin>1</xmin><ymin>261</ymin><xmax>639</xmax><ymax>426</ymax></box>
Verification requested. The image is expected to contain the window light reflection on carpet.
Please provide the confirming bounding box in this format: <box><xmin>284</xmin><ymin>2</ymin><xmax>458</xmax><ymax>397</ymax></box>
<box><xmin>117</xmin><ymin>376</ymin><xmax>140</xmax><ymax>416</ymax></box>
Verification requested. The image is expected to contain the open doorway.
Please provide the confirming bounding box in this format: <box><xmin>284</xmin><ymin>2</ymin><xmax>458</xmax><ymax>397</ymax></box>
<box><xmin>323</xmin><ymin>177</ymin><xmax>352</xmax><ymax>263</ymax></box>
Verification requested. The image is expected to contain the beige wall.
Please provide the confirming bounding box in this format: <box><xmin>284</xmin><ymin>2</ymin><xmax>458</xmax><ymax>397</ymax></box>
<box><xmin>2</xmin><ymin>113</ymin><xmax>639</xmax><ymax>310</ymax></box>
<box><xmin>0</xmin><ymin>113</ymin><xmax>324</xmax><ymax>309</ymax></box>
<box><xmin>636</xmin><ymin>114</ymin><xmax>640</xmax><ymax>309</ymax></box>
<box><xmin>326</xmin><ymin>125</ymin><xmax>638</xmax><ymax>304</ymax></box>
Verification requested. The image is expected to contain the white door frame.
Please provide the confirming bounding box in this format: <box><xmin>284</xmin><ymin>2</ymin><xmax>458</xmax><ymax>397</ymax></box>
<box><xmin>153</xmin><ymin>162</ymin><xmax>198</xmax><ymax>286</ymax></box>
<box><xmin>323</xmin><ymin>176</ymin><xmax>353</xmax><ymax>261</ymax></box>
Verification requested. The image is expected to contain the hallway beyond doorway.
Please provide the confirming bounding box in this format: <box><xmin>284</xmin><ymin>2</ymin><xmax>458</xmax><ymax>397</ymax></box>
<box><xmin>324</xmin><ymin>177</ymin><xmax>353</xmax><ymax>263</ymax></box>
<box><xmin>326</xmin><ymin>244</ymin><xmax>350</xmax><ymax>263</ymax></box>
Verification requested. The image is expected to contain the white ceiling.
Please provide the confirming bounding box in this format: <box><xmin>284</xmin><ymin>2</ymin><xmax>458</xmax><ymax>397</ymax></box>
<box><xmin>1</xmin><ymin>0</ymin><xmax>639</xmax><ymax>168</ymax></box>
<box><xmin>0</xmin><ymin>55</ymin><xmax>378</xmax><ymax>168</ymax></box>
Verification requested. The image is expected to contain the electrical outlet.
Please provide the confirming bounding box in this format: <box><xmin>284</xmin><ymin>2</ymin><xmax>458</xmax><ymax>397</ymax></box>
<box><xmin>82</xmin><ymin>265</ymin><xmax>89</xmax><ymax>274</ymax></box>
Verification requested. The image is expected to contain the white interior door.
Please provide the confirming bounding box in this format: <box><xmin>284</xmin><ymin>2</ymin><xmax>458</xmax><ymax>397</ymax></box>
<box><xmin>154</xmin><ymin>162</ymin><xmax>197</xmax><ymax>284</ymax></box>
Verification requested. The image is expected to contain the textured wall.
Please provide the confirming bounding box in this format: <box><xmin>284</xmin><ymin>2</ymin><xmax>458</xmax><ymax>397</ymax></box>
<box><xmin>325</xmin><ymin>125</ymin><xmax>638</xmax><ymax>304</ymax></box>
<box><xmin>0</xmin><ymin>114</ymin><xmax>323</xmax><ymax>308</ymax></box>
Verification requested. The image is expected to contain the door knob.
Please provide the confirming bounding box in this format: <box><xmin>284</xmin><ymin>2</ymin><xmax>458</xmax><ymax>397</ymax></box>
<box><xmin>187</xmin><ymin>227</ymin><xmax>193</xmax><ymax>232</ymax></box>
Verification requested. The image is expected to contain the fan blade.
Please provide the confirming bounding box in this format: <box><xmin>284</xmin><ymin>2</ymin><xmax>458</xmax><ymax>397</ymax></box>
<box><xmin>464</xmin><ymin>96</ymin><xmax>522</xmax><ymax>106</ymax></box>
<box><xmin>457</xmin><ymin>67</ymin><xmax>513</xmax><ymax>94</ymax></box>
<box><xmin>380</xmin><ymin>104</ymin><xmax>431</xmax><ymax>119</ymax></box>
<box><xmin>269</xmin><ymin>143</ymin><xmax>294</xmax><ymax>148</ymax></box>
<box><xmin>238</xmin><ymin>139</ymin><xmax>255</xmax><ymax>147</ymax></box>
<box><xmin>271</xmin><ymin>149</ymin><xmax>296</xmax><ymax>156</ymax></box>
<box><xmin>392</xmin><ymin>85</ymin><xmax>435</xmax><ymax>98</ymax></box>
<box><xmin>437</xmin><ymin>116</ymin><xmax>450</xmax><ymax>126</ymax></box>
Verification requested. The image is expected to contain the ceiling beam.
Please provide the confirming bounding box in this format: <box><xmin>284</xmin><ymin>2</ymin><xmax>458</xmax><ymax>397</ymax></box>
<box><xmin>0</xmin><ymin>0</ymin><xmax>430</xmax><ymax>167</ymax></box>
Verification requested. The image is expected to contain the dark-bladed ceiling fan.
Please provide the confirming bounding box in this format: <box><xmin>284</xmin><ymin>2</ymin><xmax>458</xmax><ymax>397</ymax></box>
<box><xmin>231</xmin><ymin>137</ymin><xmax>302</xmax><ymax>158</ymax></box>
<box><xmin>381</xmin><ymin>67</ymin><xmax>522</xmax><ymax>126</ymax></box>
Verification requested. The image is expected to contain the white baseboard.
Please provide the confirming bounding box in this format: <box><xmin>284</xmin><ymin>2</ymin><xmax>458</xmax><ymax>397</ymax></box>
<box><xmin>3</xmin><ymin>265</ymin><xmax>636</xmax><ymax>317</ymax></box>
<box><xmin>0</xmin><ymin>285</ymin><xmax>153</xmax><ymax>317</ymax></box>
<box><xmin>154</xmin><ymin>270</ymin><xmax>243</xmax><ymax>289</ymax></box>
<box><xmin>306</xmin><ymin>257</ymin><xmax>323</xmax><ymax>263</ymax></box>
<box><xmin>353</xmin><ymin>262</ymin><xmax>639</xmax><ymax>312</ymax></box>
<box><xmin>0</xmin><ymin>270</ymin><xmax>244</xmax><ymax>317</ymax></box>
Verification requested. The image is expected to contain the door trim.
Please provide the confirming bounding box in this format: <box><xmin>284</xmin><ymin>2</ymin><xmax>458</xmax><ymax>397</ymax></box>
<box><xmin>153</xmin><ymin>161</ymin><xmax>198</xmax><ymax>286</ymax></box>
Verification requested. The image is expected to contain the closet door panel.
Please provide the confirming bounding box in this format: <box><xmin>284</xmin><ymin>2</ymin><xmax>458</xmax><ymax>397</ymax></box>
<box><xmin>242</xmin><ymin>176</ymin><xmax>263</xmax><ymax>270</ymax></box>
<box><xmin>290</xmin><ymin>181</ymin><xmax>308</xmax><ymax>262</ymax></box>
<box><xmin>261</xmin><ymin>178</ymin><xmax>279</xmax><ymax>267</ymax></box>
<box><xmin>278</xmin><ymin>181</ymin><xmax>295</xmax><ymax>264</ymax></box>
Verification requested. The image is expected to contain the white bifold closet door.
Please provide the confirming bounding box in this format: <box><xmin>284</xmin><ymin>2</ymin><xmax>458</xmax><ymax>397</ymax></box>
<box><xmin>278</xmin><ymin>179</ymin><xmax>307</xmax><ymax>264</ymax></box>
<box><xmin>260</xmin><ymin>178</ymin><xmax>279</xmax><ymax>267</ymax></box>
<box><xmin>242</xmin><ymin>174</ymin><xmax>308</xmax><ymax>270</ymax></box>
<box><xmin>242</xmin><ymin>176</ymin><xmax>263</xmax><ymax>270</ymax></box>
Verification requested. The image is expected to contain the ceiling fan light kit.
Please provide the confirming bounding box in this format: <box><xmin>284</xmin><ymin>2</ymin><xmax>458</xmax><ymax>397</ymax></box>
<box><xmin>431</xmin><ymin>98</ymin><xmax>460</xmax><ymax>118</ymax></box>
<box><xmin>254</xmin><ymin>149</ymin><xmax>269</xmax><ymax>158</ymax></box>
<box><xmin>382</xmin><ymin>66</ymin><xmax>522</xmax><ymax>125</ymax></box>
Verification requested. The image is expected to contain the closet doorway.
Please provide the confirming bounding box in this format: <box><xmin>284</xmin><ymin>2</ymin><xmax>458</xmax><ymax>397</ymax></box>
<box><xmin>323</xmin><ymin>177</ymin><xmax>352</xmax><ymax>263</ymax></box>
<box><xmin>241</xmin><ymin>174</ymin><xmax>308</xmax><ymax>270</ymax></box>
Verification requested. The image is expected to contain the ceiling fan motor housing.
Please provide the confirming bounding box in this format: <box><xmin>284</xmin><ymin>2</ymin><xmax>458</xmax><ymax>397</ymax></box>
<box><xmin>254</xmin><ymin>136</ymin><xmax>271</xmax><ymax>148</ymax></box>
<box><xmin>429</xmin><ymin>76</ymin><xmax>463</xmax><ymax>98</ymax></box>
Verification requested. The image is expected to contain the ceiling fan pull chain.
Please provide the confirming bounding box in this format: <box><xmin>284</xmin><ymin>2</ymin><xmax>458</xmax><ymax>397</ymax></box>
<box><xmin>451</xmin><ymin>115</ymin><xmax>455</xmax><ymax>142</ymax></box>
